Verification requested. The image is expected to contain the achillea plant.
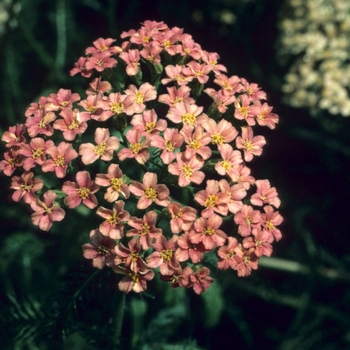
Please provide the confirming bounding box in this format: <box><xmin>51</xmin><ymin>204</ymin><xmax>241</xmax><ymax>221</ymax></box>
<box><xmin>0</xmin><ymin>20</ymin><xmax>283</xmax><ymax>295</ymax></box>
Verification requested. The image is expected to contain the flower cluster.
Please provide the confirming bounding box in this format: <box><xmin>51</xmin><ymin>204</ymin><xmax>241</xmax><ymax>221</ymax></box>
<box><xmin>278</xmin><ymin>0</ymin><xmax>350</xmax><ymax>116</ymax></box>
<box><xmin>1</xmin><ymin>20</ymin><xmax>283</xmax><ymax>294</ymax></box>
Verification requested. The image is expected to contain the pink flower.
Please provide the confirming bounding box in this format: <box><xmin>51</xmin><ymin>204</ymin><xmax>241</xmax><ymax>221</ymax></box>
<box><xmin>86</xmin><ymin>77</ymin><xmax>112</xmax><ymax>96</ymax></box>
<box><xmin>0</xmin><ymin>149</ymin><xmax>24</xmax><ymax>176</ymax></box>
<box><xmin>70</xmin><ymin>56</ymin><xmax>93</xmax><ymax>78</ymax></box>
<box><xmin>234</xmin><ymin>94</ymin><xmax>256</xmax><ymax>126</ymax></box>
<box><xmin>250</xmin><ymin>179</ymin><xmax>281</xmax><ymax>208</ymax></box>
<box><xmin>194</xmin><ymin>180</ymin><xmax>230</xmax><ymax>218</ymax></box>
<box><xmin>236</xmin><ymin>165</ymin><xmax>255</xmax><ymax>190</ymax></box>
<box><xmin>140</xmin><ymin>44</ymin><xmax>162</xmax><ymax>65</ymax></box>
<box><xmin>85</xmin><ymin>51</ymin><xmax>118</xmax><ymax>72</ymax></box>
<box><xmin>241</xmin><ymin>78</ymin><xmax>267</xmax><ymax>101</ymax></box>
<box><xmin>234</xmin><ymin>205</ymin><xmax>261</xmax><ymax>237</ymax></box>
<box><xmin>158</xmin><ymin>85</ymin><xmax>194</xmax><ymax>107</ymax></box>
<box><xmin>85</xmin><ymin>37</ymin><xmax>121</xmax><ymax>55</ymax></box>
<box><xmin>10</xmin><ymin>171</ymin><xmax>44</xmax><ymax>204</ymax></box>
<box><xmin>82</xmin><ymin>229</ymin><xmax>116</xmax><ymax>269</ymax></box>
<box><xmin>168</xmin><ymin>153</ymin><xmax>205</xmax><ymax>187</ymax></box>
<box><xmin>25</xmin><ymin>111</ymin><xmax>56</xmax><ymax>138</ymax></box>
<box><xmin>202</xmin><ymin>118</ymin><xmax>238</xmax><ymax>146</ymax></box>
<box><xmin>204</xmin><ymin>88</ymin><xmax>236</xmax><ymax>113</ymax></box>
<box><xmin>114</xmin><ymin>238</ymin><xmax>146</xmax><ymax>273</ymax></box>
<box><xmin>189</xmin><ymin>214</ymin><xmax>227</xmax><ymax>250</ymax></box>
<box><xmin>20</xmin><ymin>137</ymin><xmax>54</xmax><ymax>171</ymax></box>
<box><xmin>236</xmin><ymin>126</ymin><xmax>266</xmax><ymax>162</ymax></box>
<box><xmin>117</xmin><ymin>266</ymin><xmax>155</xmax><ymax>294</ymax></box>
<box><xmin>190</xmin><ymin>267</ymin><xmax>214</xmax><ymax>294</ymax></box>
<box><xmin>97</xmin><ymin>92</ymin><xmax>135</xmax><ymax>120</ymax></box>
<box><xmin>129</xmin><ymin>172</ymin><xmax>170</xmax><ymax>210</ymax></box>
<box><xmin>161</xmin><ymin>64</ymin><xmax>193</xmax><ymax>85</ymax></box>
<box><xmin>202</xmin><ymin>51</ymin><xmax>227</xmax><ymax>75</ymax></box>
<box><xmin>219</xmin><ymin>179</ymin><xmax>247</xmax><ymax>214</ymax></box>
<box><xmin>167</xmin><ymin>202</ymin><xmax>197</xmax><ymax>234</ymax></box>
<box><xmin>175</xmin><ymin>233</ymin><xmax>205</xmax><ymax>263</ymax></box>
<box><xmin>213</xmin><ymin>74</ymin><xmax>242</xmax><ymax>95</ymax></box>
<box><xmin>41</xmin><ymin>142</ymin><xmax>78</xmax><ymax>178</ymax></box>
<box><xmin>215</xmin><ymin>143</ymin><xmax>243</xmax><ymax>178</ymax></box>
<box><xmin>62</xmin><ymin>170</ymin><xmax>100</xmax><ymax>209</ymax></box>
<box><xmin>95</xmin><ymin>164</ymin><xmax>130</xmax><ymax>202</ymax></box>
<box><xmin>166</xmin><ymin>102</ymin><xmax>203</xmax><ymax>127</ymax></box>
<box><xmin>30</xmin><ymin>191</ymin><xmax>65</xmax><ymax>231</ymax></box>
<box><xmin>117</xmin><ymin>129</ymin><xmax>150</xmax><ymax>164</ymax></box>
<box><xmin>150</xmin><ymin>128</ymin><xmax>184</xmax><ymax>164</ymax></box>
<box><xmin>119</xmin><ymin>49</ymin><xmax>141</xmax><ymax>76</ymax></box>
<box><xmin>182</xmin><ymin>60</ymin><xmax>212</xmax><ymax>84</ymax></box>
<box><xmin>160</xmin><ymin>266</ymin><xmax>193</xmax><ymax>288</ymax></box>
<box><xmin>146</xmin><ymin>235</ymin><xmax>180</xmax><ymax>275</ymax></box>
<box><xmin>53</xmin><ymin>108</ymin><xmax>89</xmax><ymax>141</ymax></box>
<box><xmin>181</xmin><ymin>125</ymin><xmax>212</xmax><ymax>160</ymax></box>
<box><xmin>124</xmin><ymin>83</ymin><xmax>157</xmax><ymax>113</ymax></box>
<box><xmin>126</xmin><ymin>211</ymin><xmax>162</xmax><ymax>250</ymax></box>
<box><xmin>243</xmin><ymin>228</ymin><xmax>273</xmax><ymax>257</ymax></box>
<box><xmin>1</xmin><ymin>124</ymin><xmax>26</xmax><ymax>148</ymax></box>
<box><xmin>96</xmin><ymin>200</ymin><xmax>130</xmax><ymax>239</ymax></box>
<box><xmin>79</xmin><ymin>127</ymin><xmax>120</xmax><ymax>165</ymax></box>
<box><xmin>249</xmin><ymin>102</ymin><xmax>279</xmax><ymax>129</ymax></box>
<box><xmin>260</xmin><ymin>205</ymin><xmax>283</xmax><ymax>242</ymax></box>
<box><xmin>130</xmin><ymin>109</ymin><xmax>167</xmax><ymax>136</ymax></box>
<box><xmin>46</xmin><ymin>89</ymin><xmax>80</xmax><ymax>111</ymax></box>
<box><xmin>217</xmin><ymin>237</ymin><xmax>239</xmax><ymax>270</ymax></box>
<box><xmin>234</xmin><ymin>246</ymin><xmax>259</xmax><ymax>277</ymax></box>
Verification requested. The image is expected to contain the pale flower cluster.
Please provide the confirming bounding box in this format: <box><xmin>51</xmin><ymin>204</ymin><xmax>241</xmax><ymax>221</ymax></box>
<box><xmin>278</xmin><ymin>0</ymin><xmax>350</xmax><ymax>116</ymax></box>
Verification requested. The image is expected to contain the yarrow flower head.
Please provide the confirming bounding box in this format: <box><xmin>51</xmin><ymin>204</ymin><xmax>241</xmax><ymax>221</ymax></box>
<box><xmin>0</xmin><ymin>20</ymin><xmax>283</xmax><ymax>295</ymax></box>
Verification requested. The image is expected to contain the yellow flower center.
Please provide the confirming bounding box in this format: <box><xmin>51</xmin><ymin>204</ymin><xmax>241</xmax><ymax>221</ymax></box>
<box><xmin>130</xmin><ymin>143</ymin><xmax>141</xmax><ymax>154</ymax></box>
<box><xmin>141</xmin><ymin>223</ymin><xmax>150</xmax><ymax>236</ymax></box>
<box><xmin>144</xmin><ymin>187</ymin><xmax>157</xmax><ymax>201</ymax></box>
<box><xmin>181</xmin><ymin>164</ymin><xmax>193</xmax><ymax>179</ymax></box>
<box><xmin>211</xmin><ymin>133</ymin><xmax>224</xmax><ymax>145</ymax></box>
<box><xmin>204</xmin><ymin>195</ymin><xmax>218</xmax><ymax>208</ymax></box>
<box><xmin>265</xmin><ymin>220</ymin><xmax>274</xmax><ymax>231</ymax></box>
<box><xmin>68</xmin><ymin>118</ymin><xmax>80</xmax><ymax>130</ymax></box>
<box><xmin>130</xmin><ymin>251</ymin><xmax>139</xmax><ymax>261</ymax></box>
<box><xmin>172</xmin><ymin>97</ymin><xmax>183</xmax><ymax>105</ymax></box>
<box><xmin>164</xmin><ymin>140</ymin><xmax>175</xmax><ymax>152</ymax></box>
<box><xmin>55</xmin><ymin>156</ymin><xmax>65</xmax><ymax>167</ymax></box>
<box><xmin>20</xmin><ymin>183</ymin><xmax>33</xmax><ymax>192</ymax></box>
<box><xmin>242</xmin><ymin>140</ymin><xmax>253</xmax><ymax>151</ymax></box>
<box><xmin>111</xmin><ymin>177</ymin><xmax>123</xmax><ymax>191</ymax></box>
<box><xmin>163</xmin><ymin>39</ymin><xmax>171</xmax><ymax>48</ymax></box>
<box><xmin>38</xmin><ymin>119</ymin><xmax>47</xmax><ymax>129</ymax></box>
<box><xmin>98</xmin><ymin>245</ymin><xmax>109</xmax><ymax>255</ymax></box>
<box><xmin>129</xmin><ymin>272</ymin><xmax>140</xmax><ymax>283</ymax></box>
<box><xmin>189</xmin><ymin>138</ymin><xmax>201</xmax><ymax>150</ymax></box>
<box><xmin>239</xmin><ymin>106</ymin><xmax>249</xmax><ymax>117</ymax></box>
<box><xmin>145</xmin><ymin>121</ymin><xmax>156</xmax><ymax>133</ymax></box>
<box><xmin>245</xmin><ymin>217</ymin><xmax>251</xmax><ymax>225</ymax></box>
<box><xmin>181</xmin><ymin>113</ymin><xmax>196</xmax><ymax>126</ymax></box>
<box><xmin>220</xmin><ymin>160</ymin><xmax>231</xmax><ymax>170</ymax></box>
<box><xmin>78</xmin><ymin>187</ymin><xmax>91</xmax><ymax>199</ymax></box>
<box><xmin>227</xmin><ymin>250</ymin><xmax>235</xmax><ymax>258</ymax></box>
<box><xmin>160</xmin><ymin>249</ymin><xmax>173</xmax><ymax>262</ymax></box>
<box><xmin>135</xmin><ymin>92</ymin><xmax>144</xmax><ymax>104</ymax></box>
<box><xmin>204</xmin><ymin>227</ymin><xmax>215</xmax><ymax>236</ymax></box>
<box><xmin>110</xmin><ymin>102</ymin><xmax>124</xmax><ymax>114</ymax></box>
<box><xmin>107</xmin><ymin>212</ymin><xmax>120</xmax><ymax>225</ymax></box>
<box><xmin>87</xmin><ymin>103</ymin><xmax>97</xmax><ymax>114</ymax></box>
<box><xmin>32</xmin><ymin>148</ymin><xmax>43</xmax><ymax>159</ymax></box>
<box><xmin>243</xmin><ymin>256</ymin><xmax>250</xmax><ymax>265</ymax></box>
<box><xmin>94</xmin><ymin>142</ymin><xmax>107</xmax><ymax>156</ymax></box>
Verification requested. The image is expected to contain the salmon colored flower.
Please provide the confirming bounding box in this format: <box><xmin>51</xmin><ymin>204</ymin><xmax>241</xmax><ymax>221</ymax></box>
<box><xmin>0</xmin><ymin>149</ymin><xmax>24</xmax><ymax>176</ymax></box>
<box><xmin>217</xmin><ymin>237</ymin><xmax>239</xmax><ymax>270</ymax></box>
<box><xmin>10</xmin><ymin>171</ymin><xmax>44</xmax><ymax>204</ymax></box>
<box><xmin>79</xmin><ymin>127</ymin><xmax>120</xmax><ymax>165</ymax></box>
<box><xmin>96</xmin><ymin>200</ymin><xmax>130</xmax><ymax>239</ymax></box>
<box><xmin>234</xmin><ymin>245</ymin><xmax>259</xmax><ymax>277</ymax></box>
<box><xmin>46</xmin><ymin>89</ymin><xmax>80</xmax><ymax>111</ymax></box>
<box><xmin>168</xmin><ymin>153</ymin><xmax>205</xmax><ymax>187</ymax></box>
<box><xmin>260</xmin><ymin>205</ymin><xmax>283</xmax><ymax>242</ymax></box>
<box><xmin>82</xmin><ymin>229</ymin><xmax>116</xmax><ymax>269</ymax></box>
<box><xmin>181</xmin><ymin>125</ymin><xmax>212</xmax><ymax>160</ymax></box>
<box><xmin>114</xmin><ymin>238</ymin><xmax>146</xmax><ymax>273</ymax></box>
<box><xmin>243</xmin><ymin>228</ymin><xmax>273</xmax><ymax>257</ymax></box>
<box><xmin>119</xmin><ymin>49</ymin><xmax>141</xmax><ymax>76</ymax></box>
<box><xmin>95</xmin><ymin>164</ymin><xmax>130</xmax><ymax>202</ymax></box>
<box><xmin>160</xmin><ymin>266</ymin><xmax>193</xmax><ymax>288</ymax></box>
<box><xmin>30</xmin><ymin>191</ymin><xmax>65</xmax><ymax>231</ymax></box>
<box><xmin>130</xmin><ymin>109</ymin><xmax>167</xmax><ymax>136</ymax></box>
<box><xmin>117</xmin><ymin>266</ymin><xmax>155</xmax><ymax>294</ymax></box>
<box><xmin>129</xmin><ymin>172</ymin><xmax>170</xmax><ymax>210</ymax></box>
<box><xmin>167</xmin><ymin>202</ymin><xmax>197</xmax><ymax>234</ymax></box>
<box><xmin>62</xmin><ymin>170</ymin><xmax>100</xmax><ymax>209</ymax></box>
<box><xmin>41</xmin><ymin>142</ymin><xmax>78</xmax><ymax>178</ymax></box>
<box><xmin>194</xmin><ymin>180</ymin><xmax>230</xmax><ymax>218</ymax></box>
<box><xmin>124</xmin><ymin>83</ymin><xmax>157</xmax><ymax>113</ymax></box>
<box><xmin>85</xmin><ymin>51</ymin><xmax>118</xmax><ymax>72</ymax></box>
<box><xmin>25</xmin><ymin>111</ymin><xmax>56</xmax><ymax>138</ymax></box>
<box><xmin>126</xmin><ymin>211</ymin><xmax>162</xmax><ymax>250</ymax></box>
<box><xmin>234</xmin><ymin>204</ymin><xmax>261</xmax><ymax>237</ymax></box>
<box><xmin>175</xmin><ymin>233</ymin><xmax>205</xmax><ymax>263</ymax></box>
<box><xmin>1</xmin><ymin>124</ymin><xmax>26</xmax><ymax>148</ymax></box>
<box><xmin>146</xmin><ymin>235</ymin><xmax>180</xmax><ymax>275</ymax></box>
<box><xmin>190</xmin><ymin>267</ymin><xmax>214</xmax><ymax>294</ymax></box>
<box><xmin>202</xmin><ymin>118</ymin><xmax>238</xmax><ymax>146</ymax></box>
<box><xmin>236</xmin><ymin>126</ymin><xmax>266</xmax><ymax>162</ymax></box>
<box><xmin>250</xmin><ymin>179</ymin><xmax>281</xmax><ymax>208</ymax></box>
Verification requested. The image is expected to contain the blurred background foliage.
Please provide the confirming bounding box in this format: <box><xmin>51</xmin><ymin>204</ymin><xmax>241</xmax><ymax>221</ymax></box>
<box><xmin>1</xmin><ymin>0</ymin><xmax>350</xmax><ymax>349</ymax></box>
